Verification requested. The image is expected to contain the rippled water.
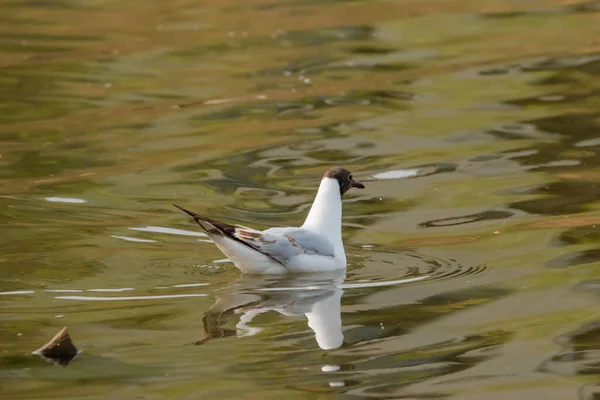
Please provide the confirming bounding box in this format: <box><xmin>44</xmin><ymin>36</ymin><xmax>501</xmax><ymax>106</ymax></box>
<box><xmin>3</xmin><ymin>0</ymin><xmax>600</xmax><ymax>398</ymax></box>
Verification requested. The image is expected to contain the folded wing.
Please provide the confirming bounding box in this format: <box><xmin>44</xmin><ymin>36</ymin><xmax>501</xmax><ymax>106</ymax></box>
<box><xmin>234</xmin><ymin>227</ymin><xmax>335</xmax><ymax>265</ymax></box>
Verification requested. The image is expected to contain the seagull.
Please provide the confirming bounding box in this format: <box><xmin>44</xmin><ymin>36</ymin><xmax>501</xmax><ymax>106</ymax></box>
<box><xmin>174</xmin><ymin>167</ymin><xmax>365</xmax><ymax>274</ymax></box>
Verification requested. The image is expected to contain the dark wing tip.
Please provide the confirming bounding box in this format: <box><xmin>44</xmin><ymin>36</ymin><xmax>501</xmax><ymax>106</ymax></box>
<box><xmin>173</xmin><ymin>204</ymin><xmax>234</xmax><ymax>235</ymax></box>
<box><xmin>173</xmin><ymin>204</ymin><xmax>200</xmax><ymax>218</ymax></box>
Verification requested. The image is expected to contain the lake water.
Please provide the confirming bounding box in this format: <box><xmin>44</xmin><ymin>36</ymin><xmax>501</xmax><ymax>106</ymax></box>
<box><xmin>2</xmin><ymin>0</ymin><xmax>600</xmax><ymax>398</ymax></box>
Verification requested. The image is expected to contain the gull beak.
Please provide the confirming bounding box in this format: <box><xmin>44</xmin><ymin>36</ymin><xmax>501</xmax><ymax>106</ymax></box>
<box><xmin>350</xmin><ymin>179</ymin><xmax>365</xmax><ymax>189</ymax></box>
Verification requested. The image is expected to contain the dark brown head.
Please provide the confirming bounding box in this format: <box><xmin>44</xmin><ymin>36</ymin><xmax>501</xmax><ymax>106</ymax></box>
<box><xmin>324</xmin><ymin>167</ymin><xmax>365</xmax><ymax>196</ymax></box>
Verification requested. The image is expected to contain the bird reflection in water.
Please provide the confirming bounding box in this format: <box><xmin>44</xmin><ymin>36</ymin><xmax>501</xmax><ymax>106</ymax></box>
<box><xmin>197</xmin><ymin>269</ymin><xmax>345</xmax><ymax>350</ymax></box>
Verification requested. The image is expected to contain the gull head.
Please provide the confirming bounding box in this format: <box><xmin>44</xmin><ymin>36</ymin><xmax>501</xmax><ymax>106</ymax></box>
<box><xmin>324</xmin><ymin>167</ymin><xmax>365</xmax><ymax>196</ymax></box>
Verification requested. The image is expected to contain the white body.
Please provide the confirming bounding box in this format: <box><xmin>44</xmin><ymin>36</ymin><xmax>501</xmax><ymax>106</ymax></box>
<box><xmin>207</xmin><ymin>178</ymin><xmax>347</xmax><ymax>274</ymax></box>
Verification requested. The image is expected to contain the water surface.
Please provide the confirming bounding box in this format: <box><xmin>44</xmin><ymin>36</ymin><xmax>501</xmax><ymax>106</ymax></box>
<box><xmin>2</xmin><ymin>0</ymin><xmax>600</xmax><ymax>398</ymax></box>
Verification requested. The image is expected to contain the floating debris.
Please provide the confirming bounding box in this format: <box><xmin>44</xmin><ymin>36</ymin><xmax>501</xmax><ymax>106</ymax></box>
<box><xmin>32</xmin><ymin>327</ymin><xmax>79</xmax><ymax>366</ymax></box>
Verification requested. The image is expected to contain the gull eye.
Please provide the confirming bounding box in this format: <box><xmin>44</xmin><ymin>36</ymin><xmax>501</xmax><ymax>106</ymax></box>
<box><xmin>348</xmin><ymin>174</ymin><xmax>353</xmax><ymax>181</ymax></box>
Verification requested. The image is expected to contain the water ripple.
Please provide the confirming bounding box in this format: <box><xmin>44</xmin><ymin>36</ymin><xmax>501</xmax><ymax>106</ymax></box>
<box><xmin>55</xmin><ymin>294</ymin><xmax>208</xmax><ymax>301</ymax></box>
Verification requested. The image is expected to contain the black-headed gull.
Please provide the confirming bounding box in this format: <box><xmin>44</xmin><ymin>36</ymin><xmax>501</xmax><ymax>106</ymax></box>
<box><xmin>175</xmin><ymin>167</ymin><xmax>365</xmax><ymax>274</ymax></box>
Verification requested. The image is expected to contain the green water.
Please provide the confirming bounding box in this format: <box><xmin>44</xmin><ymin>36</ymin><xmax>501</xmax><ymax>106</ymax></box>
<box><xmin>2</xmin><ymin>0</ymin><xmax>600</xmax><ymax>398</ymax></box>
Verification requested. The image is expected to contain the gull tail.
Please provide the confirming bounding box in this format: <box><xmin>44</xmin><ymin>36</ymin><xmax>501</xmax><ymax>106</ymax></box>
<box><xmin>173</xmin><ymin>204</ymin><xmax>286</xmax><ymax>273</ymax></box>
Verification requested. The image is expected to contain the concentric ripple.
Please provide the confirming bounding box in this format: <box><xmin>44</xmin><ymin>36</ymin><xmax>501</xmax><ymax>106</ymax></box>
<box><xmin>349</xmin><ymin>247</ymin><xmax>488</xmax><ymax>289</ymax></box>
